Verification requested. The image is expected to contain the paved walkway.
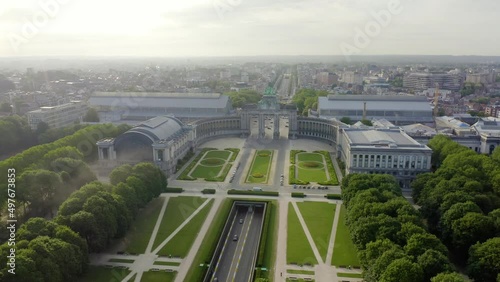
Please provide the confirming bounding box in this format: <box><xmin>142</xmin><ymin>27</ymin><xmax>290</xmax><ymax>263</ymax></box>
<box><xmin>274</xmin><ymin>196</ymin><xmax>290</xmax><ymax>281</ymax></box>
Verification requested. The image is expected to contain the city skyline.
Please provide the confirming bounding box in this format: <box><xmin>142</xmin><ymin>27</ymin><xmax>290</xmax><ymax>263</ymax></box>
<box><xmin>1</xmin><ymin>0</ymin><xmax>499</xmax><ymax>57</ymax></box>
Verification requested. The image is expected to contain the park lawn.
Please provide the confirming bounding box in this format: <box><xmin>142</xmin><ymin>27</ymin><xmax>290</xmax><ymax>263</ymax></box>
<box><xmin>331</xmin><ymin>205</ymin><xmax>360</xmax><ymax>267</ymax></box>
<box><xmin>157</xmin><ymin>199</ymin><xmax>214</xmax><ymax>257</ymax></box>
<box><xmin>296</xmin><ymin>202</ymin><xmax>336</xmax><ymax>262</ymax></box>
<box><xmin>190</xmin><ymin>150</ymin><xmax>232</xmax><ymax>179</ymax></box>
<box><xmin>246</xmin><ymin>150</ymin><xmax>273</xmax><ymax>183</ymax></box>
<box><xmin>296</xmin><ymin>152</ymin><xmax>328</xmax><ymax>183</ymax></box>
<box><xmin>287</xmin><ymin>203</ymin><xmax>317</xmax><ymax>265</ymax></box>
<box><xmin>297</xmin><ymin>152</ymin><xmax>324</xmax><ymax>162</ymax></box>
<box><xmin>140</xmin><ymin>271</ymin><xmax>176</xmax><ymax>282</ymax></box>
<box><xmin>123</xmin><ymin>197</ymin><xmax>165</xmax><ymax>254</ymax></box>
<box><xmin>78</xmin><ymin>266</ymin><xmax>130</xmax><ymax>282</ymax></box>
<box><xmin>152</xmin><ymin>196</ymin><xmax>207</xmax><ymax>250</ymax></box>
<box><xmin>184</xmin><ymin>199</ymin><xmax>232</xmax><ymax>282</ymax></box>
<box><xmin>204</xmin><ymin>150</ymin><xmax>231</xmax><ymax>159</ymax></box>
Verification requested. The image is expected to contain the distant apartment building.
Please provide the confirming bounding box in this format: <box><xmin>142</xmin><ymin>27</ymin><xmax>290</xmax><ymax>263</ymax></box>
<box><xmin>466</xmin><ymin>72</ymin><xmax>496</xmax><ymax>85</ymax></box>
<box><xmin>337</xmin><ymin>128</ymin><xmax>432</xmax><ymax>188</ymax></box>
<box><xmin>342</xmin><ymin>71</ymin><xmax>364</xmax><ymax>85</ymax></box>
<box><xmin>404</xmin><ymin>73</ymin><xmax>463</xmax><ymax>91</ymax></box>
<box><xmin>316</xmin><ymin>72</ymin><xmax>338</xmax><ymax>86</ymax></box>
<box><xmin>27</xmin><ymin>101</ymin><xmax>88</xmax><ymax>130</ymax></box>
<box><xmin>485</xmin><ymin>105</ymin><xmax>500</xmax><ymax>117</ymax></box>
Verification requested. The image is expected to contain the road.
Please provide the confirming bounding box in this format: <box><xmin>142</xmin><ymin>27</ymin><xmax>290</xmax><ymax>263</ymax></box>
<box><xmin>211</xmin><ymin>205</ymin><xmax>264</xmax><ymax>282</ymax></box>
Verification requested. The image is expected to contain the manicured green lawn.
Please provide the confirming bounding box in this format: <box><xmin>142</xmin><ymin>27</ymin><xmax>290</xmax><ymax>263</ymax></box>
<box><xmin>153</xmin><ymin>261</ymin><xmax>181</xmax><ymax>266</ymax></box>
<box><xmin>287</xmin><ymin>269</ymin><xmax>315</xmax><ymax>275</ymax></box>
<box><xmin>296</xmin><ymin>152</ymin><xmax>328</xmax><ymax>183</ymax></box>
<box><xmin>122</xmin><ymin>197</ymin><xmax>165</xmax><ymax>254</ymax></box>
<box><xmin>331</xmin><ymin>205</ymin><xmax>360</xmax><ymax>267</ymax></box>
<box><xmin>189</xmin><ymin>149</ymin><xmax>236</xmax><ymax>180</ymax></box>
<box><xmin>152</xmin><ymin>196</ymin><xmax>207</xmax><ymax>250</ymax></box>
<box><xmin>78</xmin><ymin>266</ymin><xmax>130</xmax><ymax>282</ymax></box>
<box><xmin>297</xmin><ymin>152</ymin><xmax>323</xmax><ymax>162</ymax></box>
<box><xmin>140</xmin><ymin>271</ymin><xmax>176</xmax><ymax>282</ymax></box>
<box><xmin>108</xmin><ymin>258</ymin><xmax>134</xmax><ymax>263</ymax></box>
<box><xmin>204</xmin><ymin>150</ymin><xmax>231</xmax><ymax>159</ymax></box>
<box><xmin>296</xmin><ymin>202</ymin><xmax>336</xmax><ymax>262</ymax></box>
<box><xmin>338</xmin><ymin>272</ymin><xmax>363</xmax><ymax>278</ymax></box>
<box><xmin>246</xmin><ymin>150</ymin><xmax>274</xmax><ymax>183</ymax></box>
<box><xmin>287</xmin><ymin>203</ymin><xmax>317</xmax><ymax>265</ymax></box>
<box><xmin>158</xmin><ymin>199</ymin><xmax>214</xmax><ymax>257</ymax></box>
<box><xmin>184</xmin><ymin>199</ymin><xmax>232</xmax><ymax>282</ymax></box>
<box><xmin>255</xmin><ymin>200</ymin><xmax>278</xmax><ymax>281</ymax></box>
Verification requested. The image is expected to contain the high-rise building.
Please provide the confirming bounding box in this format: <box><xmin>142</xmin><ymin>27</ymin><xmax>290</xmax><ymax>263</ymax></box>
<box><xmin>27</xmin><ymin>101</ymin><xmax>88</xmax><ymax>130</ymax></box>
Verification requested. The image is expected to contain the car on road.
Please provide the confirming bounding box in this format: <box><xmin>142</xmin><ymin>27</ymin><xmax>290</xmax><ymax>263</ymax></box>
<box><xmin>233</xmin><ymin>235</ymin><xmax>238</xmax><ymax>241</ymax></box>
<box><xmin>239</xmin><ymin>218</ymin><xmax>244</xmax><ymax>224</ymax></box>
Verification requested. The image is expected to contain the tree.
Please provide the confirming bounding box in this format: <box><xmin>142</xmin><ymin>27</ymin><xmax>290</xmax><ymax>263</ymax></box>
<box><xmin>0</xmin><ymin>102</ymin><xmax>11</xmax><ymax>112</ymax></box>
<box><xmin>340</xmin><ymin>117</ymin><xmax>353</xmax><ymax>125</ymax></box>
<box><xmin>431</xmin><ymin>272</ymin><xmax>468</xmax><ymax>282</ymax></box>
<box><xmin>360</xmin><ymin>119</ymin><xmax>373</xmax><ymax>126</ymax></box>
<box><xmin>467</xmin><ymin>237</ymin><xmax>500</xmax><ymax>282</ymax></box>
<box><xmin>379</xmin><ymin>258</ymin><xmax>423</xmax><ymax>282</ymax></box>
<box><xmin>404</xmin><ymin>233</ymin><xmax>448</xmax><ymax>258</ymax></box>
<box><xmin>451</xmin><ymin>212</ymin><xmax>495</xmax><ymax>257</ymax></box>
<box><xmin>109</xmin><ymin>164</ymin><xmax>133</xmax><ymax>185</ymax></box>
<box><xmin>83</xmin><ymin>108</ymin><xmax>99</xmax><ymax>122</ymax></box>
<box><xmin>18</xmin><ymin>169</ymin><xmax>62</xmax><ymax>216</ymax></box>
<box><xmin>36</xmin><ymin>121</ymin><xmax>50</xmax><ymax>135</ymax></box>
<box><xmin>417</xmin><ymin>249</ymin><xmax>453</xmax><ymax>281</ymax></box>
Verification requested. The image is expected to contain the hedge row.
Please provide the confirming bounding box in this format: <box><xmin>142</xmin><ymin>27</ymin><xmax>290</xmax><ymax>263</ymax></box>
<box><xmin>175</xmin><ymin>150</ymin><xmax>194</xmax><ymax>172</ymax></box>
<box><xmin>201</xmin><ymin>188</ymin><xmax>216</xmax><ymax>194</ymax></box>
<box><xmin>289</xmin><ymin>149</ymin><xmax>305</xmax><ymax>165</ymax></box>
<box><xmin>324</xmin><ymin>194</ymin><xmax>341</xmax><ymax>200</ymax></box>
<box><xmin>164</xmin><ymin>187</ymin><xmax>184</xmax><ymax>193</ymax></box>
<box><xmin>289</xmin><ymin>165</ymin><xmax>309</xmax><ymax>185</ymax></box>
<box><xmin>227</xmin><ymin>189</ymin><xmax>279</xmax><ymax>197</ymax></box>
<box><xmin>225</xmin><ymin>148</ymin><xmax>241</xmax><ymax>162</ymax></box>
<box><xmin>291</xmin><ymin>192</ymin><xmax>306</xmax><ymax>198</ymax></box>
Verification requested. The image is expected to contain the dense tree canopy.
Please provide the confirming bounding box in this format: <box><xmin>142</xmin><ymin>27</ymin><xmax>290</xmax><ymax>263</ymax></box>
<box><xmin>342</xmin><ymin>174</ymin><xmax>453</xmax><ymax>282</ymax></box>
<box><xmin>411</xmin><ymin>135</ymin><xmax>500</xmax><ymax>267</ymax></box>
<box><xmin>291</xmin><ymin>88</ymin><xmax>328</xmax><ymax>115</ymax></box>
<box><xmin>0</xmin><ymin>218</ymin><xmax>87</xmax><ymax>281</ymax></box>
<box><xmin>224</xmin><ymin>89</ymin><xmax>262</xmax><ymax>108</ymax></box>
<box><xmin>0</xmin><ymin>115</ymin><xmax>36</xmax><ymax>156</ymax></box>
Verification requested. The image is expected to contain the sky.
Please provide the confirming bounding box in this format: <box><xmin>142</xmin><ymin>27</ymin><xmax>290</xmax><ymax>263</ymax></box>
<box><xmin>0</xmin><ymin>0</ymin><xmax>499</xmax><ymax>57</ymax></box>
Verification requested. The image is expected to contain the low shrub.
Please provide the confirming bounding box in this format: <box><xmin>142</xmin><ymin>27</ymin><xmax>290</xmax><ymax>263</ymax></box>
<box><xmin>164</xmin><ymin>187</ymin><xmax>184</xmax><ymax>193</ymax></box>
<box><xmin>252</xmin><ymin>173</ymin><xmax>264</xmax><ymax>178</ymax></box>
<box><xmin>325</xmin><ymin>194</ymin><xmax>341</xmax><ymax>200</ymax></box>
<box><xmin>291</xmin><ymin>192</ymin><xmax>306</xmax><ymax>198</ymax></box>
<box><xmin>227</xmin><ymin>189</ymin><xmax>279</xmax><ymax>197</ymax></box>
<box><xmin>201</xmin><ymin>188</ymin><xmax>216</xmax><ymax>194</ymax></box>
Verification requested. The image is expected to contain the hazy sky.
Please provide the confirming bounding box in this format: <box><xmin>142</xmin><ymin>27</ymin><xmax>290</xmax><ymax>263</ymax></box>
<box><xmin>0</xmin><ymin>0</ymin><xmax>499</xmax><ymax>57</ymax></box>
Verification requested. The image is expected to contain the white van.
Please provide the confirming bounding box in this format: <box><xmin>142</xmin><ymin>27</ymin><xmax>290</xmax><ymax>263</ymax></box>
<box><xmin>252</xmin><ymin>187</ymin><xmax>263</xmax><ymax>191</ymax></box>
